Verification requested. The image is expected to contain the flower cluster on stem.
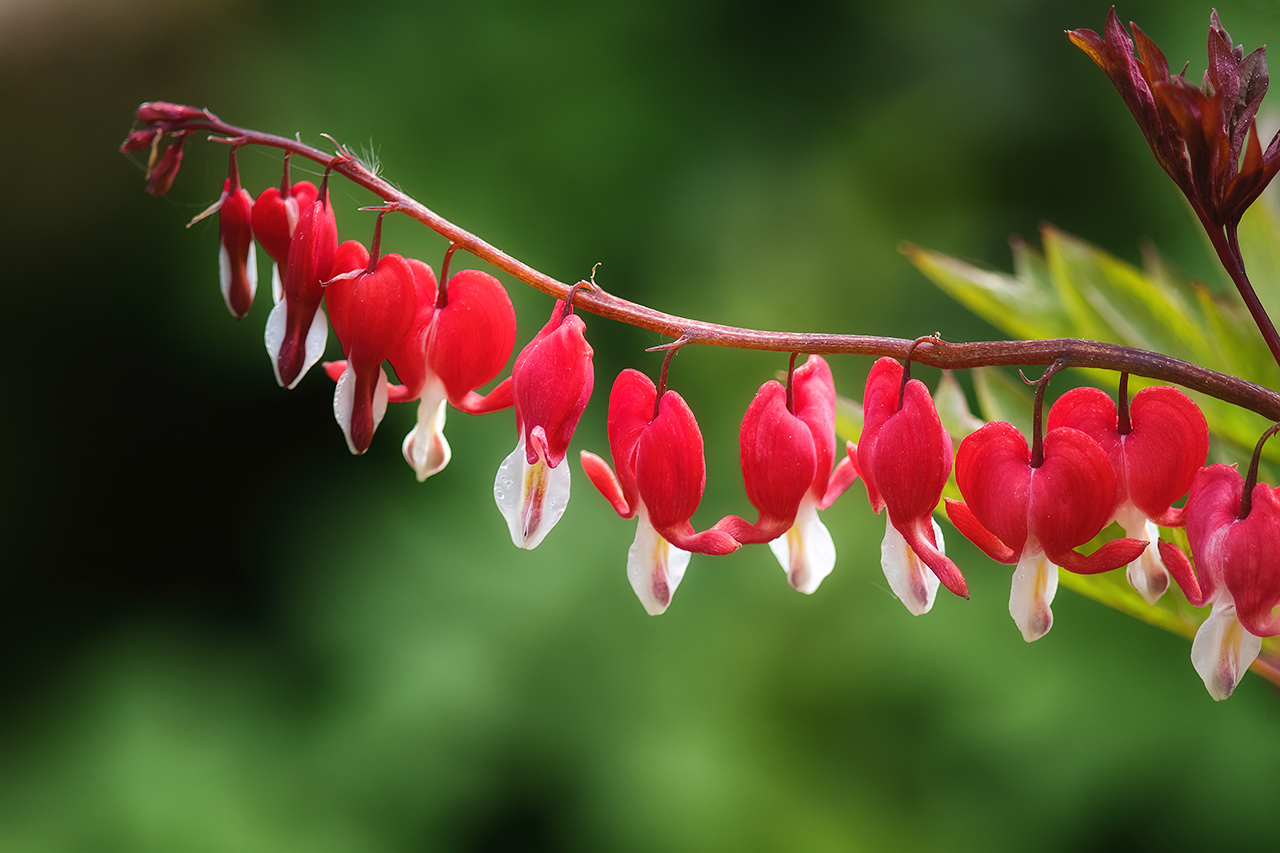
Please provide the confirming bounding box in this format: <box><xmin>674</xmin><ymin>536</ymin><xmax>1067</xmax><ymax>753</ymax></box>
<box><xmin>122</xmin><ymin>8</ymin><xmax>1280</xmax><ymax>701</ymax></box>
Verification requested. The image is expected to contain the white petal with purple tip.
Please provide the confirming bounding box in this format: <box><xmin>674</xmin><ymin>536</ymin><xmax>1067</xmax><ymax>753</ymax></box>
<box><xmin>627</xmin><ymin>505</ymin><xmax>691</xmax><ymax>616</ymax></box>
<box><xmin>1191</xmin><ymin>597</ymin><xmax>1262</xmax><ymax>701</ymax></box>
<box><xmin>402</xmin><ymin>378</ymin><xmax>451</xmax><ymax>481</ymax></box>
<box><xmin>1010</xmin><ymin>547</ymin><xmax>1058</xmax><ymax>642</ymax></box>
<box><xmin>494</xmin><ymin>433</ymin><xmax>571</xmax><ymax>550</ymax></box>
<box><xmin>769</xmin><ymin>497</ymin><xmax>835</xmax><ymax>594</ymax></box>
<box><xmin>332</xmin><ymin>363</ymin><xmax>390</xmax><ymax>455</ymax></box>
<box><xmin>879</xmin><ymin>516</ymin><xmax>942</xmax><ymax>616</ymax></box>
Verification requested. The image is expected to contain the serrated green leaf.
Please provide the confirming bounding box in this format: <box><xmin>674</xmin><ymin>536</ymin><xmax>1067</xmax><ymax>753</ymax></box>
<box><xmin>1043</xmin><ymin>226</ymin><xmax>1214</xmax><ymax>365</ymax></box>
<box><xmin>901</xmin><ymin>241</ymin><xmax>1071</xmax><ymax>340</ymax></box>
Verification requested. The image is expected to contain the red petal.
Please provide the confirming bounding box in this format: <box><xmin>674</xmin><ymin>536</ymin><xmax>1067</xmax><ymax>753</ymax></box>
<box><xmin>511</xmin><ymin>304</ymin><xmax>594</xmax><ymax>468</ymax></box>
<box><xmin>385</xmin><ymin>258</ymin><xmax>438</xmax><ymax>400</ymax></box>
<box><xmin>581</xmin><ymin>450</ymin><xmax>631</xmax><ymax>518</ymax></box>
<box><xmin>605</xmin><ymin>369</ymin><xmax>658</xmax><ymax>512</ymax></box>
<box><xmin>252</xmin><ymin>181</ymin><xmax>318</xmax><ymax>264</ymax></box>
<box><xmin>1159</xmin><ymin>539</ymin><xmax>1209</xmax><ymax>607</ymax></box>
<box><xmin>1046</xmin><ymin>388</ymin><xmax>1121</xmax><ymax>510</ymax></box>
<box><xmin>1124</xmin><ymin>386</ymin><xmax>1208</xmax><ymax>520</ymax></box>
<box><xmin>789</xmin><ymin>355</ymin><xmax>837</xmax><ymax>497</ymax></box>
<box><xmin>944</xmin><ymin>499</ymin><xmax>1018</xmax><ymax>565</ymax></box>
<box><xmin>219</xmin><ymin>184</ymin><xmax>256</xmax><ymax>320</ymax></box>
<box><xmin>1054</xmin><ymin>537</ymin><xmax>1148</xmax><ymax>575</ymax></box>
<box><xmin>954</xmin><ymin>421</ymin><xmax>1031</xmax><ymax>557</ymax></box>
<box><xmin>900</xmin><ymin>515</ymin><xmax>969</xmax><ymax>598</ymax></box>
<box><xmin>635</xmin><ymin>390</ymin><xmax>706</xmax><ymax>533</ymax></box>
<box><xmin>1184</xmin><ymin>463</ymin><xmax>1240</xmax><ymax>599</ymax></box>
<box><xmin>1223</xmin><ymin>484</ymin><xmax>1280</xmax><ymax>637</ymax></box>
<box><xmin>426</xmin><ymin>270</ymin><xmax>516</xmax><ymax>405</ymax></box>
<box><xmin>735</xmin><ymin>380</ymin><xmax>816</xmax><ymax>540</ymax></box>
<box><xmin>855</xmin><ymin>356</ymin><xmax>902</xmax><ymax>512</ymax></box>
<box><xmin>1030</xmin><ymin>427</ymin><xmax>1118</xmax><ymax>560</ymax></box>
<box><xmin>326</xmin><ymin>251</ymin><xmax>417</xmax><ymax>365</ymax></box>
<box><xmin>864</xmin><ymin>369</ymin><xmax>953</xmax><ymax>525</ymax></box>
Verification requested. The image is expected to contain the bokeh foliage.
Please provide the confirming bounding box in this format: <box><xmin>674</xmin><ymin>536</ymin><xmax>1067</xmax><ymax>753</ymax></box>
<box><xmin>3</xmin><ymin>1</ymin><xmax>1280</xmax><ymax>850</ymax></box>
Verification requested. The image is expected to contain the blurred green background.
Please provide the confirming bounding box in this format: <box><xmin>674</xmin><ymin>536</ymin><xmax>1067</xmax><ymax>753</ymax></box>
<box><xmin>2</xmin><ymin>0</ymin><xmax>1279</xmax><ymax>850</ymax></box>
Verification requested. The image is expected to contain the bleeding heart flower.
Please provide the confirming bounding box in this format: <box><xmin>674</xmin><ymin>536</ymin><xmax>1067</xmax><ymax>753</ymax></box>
<box><xmin>494</xmin><ymin>300</ymin><xmax>594</xmax><ymax>549</ymax></box>
<box><xmin>718</xmin><ymin>355</ymin><xmax>856</xmax><ymax>593</ymax></box>
<box><xmin>264</xmin><ymin>176</ymin><xmax>337</xmax><ymax>389</ymax></box>
<box><xmin>853</xmin><ymin>357</ymin><xmax>967</xmax><ymax>615</ymax></box>
<box><xmin>947</xmin><ymin>421</ymin><xmax>1148</xmax><ymax>641</ymax></box>
<box><xmin>324</xmin><ymin>228</ymin><xmax>417</xmax><ymax>455</ymax></box>
<box><xmin>325</xmin><ymin>265</ymin><xmax>518</xmax><ymax>479</ymax></box>
<box><xmin>1047</xmin><ymin>385</ymin><xmax>1208</xmax><ymax>604</ymax></box>
<box><xmin>1161</xmin><ymin>462</ymin><xmax>1280</xmax><ymax>699</ymax></box>
<box><xmin>186</xmin><ymin>149</ymin><xmax>258</xmax><ymax>320</ymax></box>
<box><xmin>581</xmin><ymin>369</ymin><xmax>739</xmax><ymax>615</ymax></box>
<box><xmin>251</xmin><ymin>157</ymin><xmax>319</xmax><ymax>304</ymax></box>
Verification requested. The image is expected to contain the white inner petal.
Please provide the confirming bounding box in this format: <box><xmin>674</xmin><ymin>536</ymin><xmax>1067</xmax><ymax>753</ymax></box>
<box><xmin>333</xmin><ymin>363</ymin><xmax>356</xmax><ymax>454</ymax></box>
<box><xmin>494</xmin><ymin>434</ymin><xmax>572</xmax><ymax>550</ymax></box>
<box><xmin>1009</xmin><ymin>547</ymin><xmax>1058</xmax><ymax>642</ymax></box>
<box><xmin>271</xmin><ymin>262</ymin><xmax>283</xmax><ymax>305</ymax></box>
<box><xmin>768</xmin><ymin>498</ymin><xmax>836</xmax><ymax>594</ymax></box>
<box><xmin>1122</xmin><ymin>514</ymin><xmax>1170</xmax><ymax>605</ymax></box>
<box><xmin>291</xmin><ymin>304</ymin><xmax>330</xmax><ymax>389</ymax></box>
<box><xmin>263</xmin><ymin>299</ymin><xmax>288</xmax><ymax>387</ymax></box>
<box><xmin>245</xmin><ymin>239</ymin><xmax>258</xmax><ymax>306</ymax></box>
<box><xmin>218</xmin><ymin>242</ymin><xmax>232</xmax><ymax>312</ymax></box>
<box><xmin>626</xmin><ymin>505</ymin><xmax>691</xmax><ymax>616</ymax></box>
<box><xmin>1191</xmin><ymin>597</ymin><xmax>1263</xmax><ymax>701</ymax></box>
<box><xmin>878</xmin><ymin>516</ymin><xmax>941</xmax><ymax>616</ymax></box>
<box><xmin>333</xmin><ymin>364</ymin><xmax>390</xmax><ymax>456</ymax></box>
<box><xmin>402</xmin><ymin>378</ymin><xmax>451</xmax><ymax>481</ymax></box>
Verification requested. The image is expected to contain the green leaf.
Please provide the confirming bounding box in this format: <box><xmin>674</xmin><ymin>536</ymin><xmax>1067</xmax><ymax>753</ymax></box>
<box><xmin>834</xmin><ymin>394</ymin><xmax>863</xmax><ymax>445</ymax></box>
<box><xmin>900</xmin><ymin>240</ymin><xmax>1071</xmax><ymax>340</ymax></box>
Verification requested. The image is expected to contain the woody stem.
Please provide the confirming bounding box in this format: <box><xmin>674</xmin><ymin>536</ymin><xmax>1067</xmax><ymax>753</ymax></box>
<box><xmin>1210</xmin><ymin>221</ymin><xmax>1280</xmax><ymax>369</ymax></box>
<box><xmin>141</xmin><ymin>109</ymin><xmax>1280</xmax><ymax>423</ymax></box>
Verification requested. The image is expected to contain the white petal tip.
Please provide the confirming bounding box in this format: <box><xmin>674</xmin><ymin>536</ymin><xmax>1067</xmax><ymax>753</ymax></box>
<box><xmin>627</xmin><ymin>510</ymin><xmax>690</xmax><ymax>616</ymax></box>
<box><xmin>1010</xmin><ymin>550</ymin><xmax>1058</xmax><ymax>642</ymax></box>
<box><xmin>768</xmin><ymin>501</ymin><xmax>835</xmax><ymax>595</ymax></box>
<box><xmin>879</xmin><ymin>518</ymin><xmax>942</xmax><ymax>616</ymax></box>
<box><xmin>494</xmin><ymin>438</ymin><xmax>571</xmax><ymax>551</ymax></box>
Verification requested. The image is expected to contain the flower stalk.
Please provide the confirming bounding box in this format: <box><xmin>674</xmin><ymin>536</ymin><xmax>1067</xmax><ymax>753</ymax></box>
<box><xmin>129</xmin><ymin>106</ymin><xmax>1280</xmax><ymax>422</ymax></box>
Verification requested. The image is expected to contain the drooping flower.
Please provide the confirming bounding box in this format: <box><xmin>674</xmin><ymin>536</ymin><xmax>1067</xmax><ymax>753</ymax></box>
<box><xmin>324</xmin><ymin>232</ymin><xmax>417</xmax><ymax>455</ymax></box>
<box><xmin>187</xmin><ymin>149</ymin><xmax>257</xmax><ymax>320</ymax></box>
<box><xmin>325</xmin><ymin>265</ymin><xmax>518</xmax><ymax>479</ymax></box>
<box><xmin>947</xmin><ymin>421</ymin><xmax>1148</xmax><ymax>641</ymax></box>
<box><xmin>494</xmin><ymin>301</ymin><xmax>594</xmax><ymax>549</ymax></box>
<box><xmin>1047</xmin><ymin>385</ymin><xmax>1208</xmax><ymax>604</ymax></box>
<box><xmin>1161</xmin><ymin>463</ymin><xmax>1280</xmax><ymax>699</ymax></box>
<box><xmin>581</xmin><ymin>369</ymin><xmax>739</xmax><ymax>615</ymax></box>
<box><xmin>251</xmin><ymin>156</ymin><xmax>319</xmax><ymax>304</ymax></box>
<box><xmin>717</xmin><ymin>355</ymin><xmax>856</xmax><ymax>593</ymax></box>
<box><xmin>264</xmin><ymin>176</ymin><xmax>337</xmax><ymax>389</ymax></box>
<box><xmin>853</xmin><ymin>357</ymin><xmax>967</xmax><ymax>615</ymax></box>
<box><xmin>1069</xmin><ymin>9</ymin><xmax>1280</xmax><ymax>231</ymax></box>
<box><xmin>399</xmin><ymin>269</ymin><xmax>516</xmax><ymax>479</ymax></box>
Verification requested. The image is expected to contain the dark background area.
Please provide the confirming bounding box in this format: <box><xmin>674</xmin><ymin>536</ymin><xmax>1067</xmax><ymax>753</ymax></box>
<box><xmin>1</xmin><ymin>1</ymin><xmax>1278</xmax><ymax>850</ymax></box>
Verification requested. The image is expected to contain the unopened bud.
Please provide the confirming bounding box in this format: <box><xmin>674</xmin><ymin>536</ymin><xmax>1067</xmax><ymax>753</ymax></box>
<box><xmin>145</xmin><ymin>140</ymin><xmax>184</xmax><ymax>196</ymax></box>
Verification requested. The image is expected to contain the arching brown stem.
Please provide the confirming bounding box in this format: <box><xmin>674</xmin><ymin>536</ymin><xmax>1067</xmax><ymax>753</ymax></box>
<box><xmin>130</xmin><ymin>107</ymin><xmax>1280</xmax><ymax>423</ymax></box>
